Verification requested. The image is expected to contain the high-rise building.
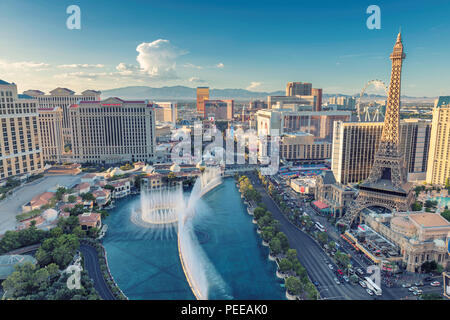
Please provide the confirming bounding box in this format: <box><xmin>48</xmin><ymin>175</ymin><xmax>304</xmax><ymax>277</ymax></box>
<box><xmin>23</xmin><ymin>88</ymin><xmax>101</xmax><ymax>144</ymax></box>
<box><xmin>338</xmin><ymin>32</ymin><xmax>415</xmax><ymax>228</ymax></box>
<box><xmin>268</xmin><ymin>95</ymin><xmax>316</xmax><ymax>109</ymax></box>
<box><xmin>154</xmin><ymin>102</ymin><xmax>177</xmax><ymax>124</ymax></box>
<box><xmin>280</xmin><ymin>132</ymin><xmax>331</xmax><ymax>162</ymax></box>
<box><xmin>311</xmin><ymin>88</ymin><xmax>323</xmax><ymax>111</ymax></box>
<box><xmin>286</xmin><ymin>82</ymin><xmax>312</xmax><ymax>96</ymax></box>
<box><xmin>69</xmin><ymin>97</ymin><xmax>155</xmax><ymax>164</ymax></box>
<box><xmin>256</xmin><ymin>108</ymin><xmax>351</xmax><ymax>141</ymax></box>
<box><xmin>196</xmin><ymin>87</ymin><xmax>209</xmax><ymax>117</ymax></box>
<box><xmin>0</xmin><ymin>80</ymin><xmax>44</xmax><ymax>180</ymax></box>
<box><xmin>204</xmin><ymin>99</ymin><xmax>234</xmax><ymax>120</ymax></box>
<box><xmin>38</xmin><ymin>107</ymin><xmax>64</xmax><ymax>163</ymax></box>
<box><xmin>328</xmin><ymin>96</ymin><xmax>356</xmax><ymax>110</ymax></box>
<box><xmin>426</xmin><ymin>99</ymin><xmax>450</xmax><ymax>185</ymax></box>
<box><xmin>332</xmin><ymin>119</ymin><xmax>431</xmax><ymax>185</ymax></box>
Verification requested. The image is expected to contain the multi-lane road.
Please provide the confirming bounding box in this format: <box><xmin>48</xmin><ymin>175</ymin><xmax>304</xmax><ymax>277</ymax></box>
<box><xmin>248</xmin><ymin>173</ymin><xmax>371</xmax><ymax>300</ymax></box>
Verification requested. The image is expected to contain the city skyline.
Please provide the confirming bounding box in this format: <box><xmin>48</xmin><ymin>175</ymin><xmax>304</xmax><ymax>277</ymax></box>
<box><xmin>1</xmin><ymin>0</ymin><xmax>450</xmax><ymax>96</ymax></box>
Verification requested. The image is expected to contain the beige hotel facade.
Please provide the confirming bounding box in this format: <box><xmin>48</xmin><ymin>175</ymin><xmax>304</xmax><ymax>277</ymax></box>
<box><xmin>24</xmin><ymin>87</ymin><xmax>101</xmax><ymax>144</ymax></box>
<box><xmin>69</xmin><ymin>97</ymin><xmax>155</xmax><ymax>164</ymax></box>
<box><xmin>0</xmin><ymin>80</ymin><xmax>44</xmax><ymax>181</ymax></box>
<box><xmin>426</xmin><ymin>97</ymin><xmax>450</xmax><ymax>185</ymax></box>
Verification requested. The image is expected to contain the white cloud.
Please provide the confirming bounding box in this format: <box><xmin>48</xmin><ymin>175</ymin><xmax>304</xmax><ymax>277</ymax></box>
<box><xmin>216</xmin><ymin>62</ymin><xmax>224</xmax><ymax>69</ymax></box>
<box><xmin>136</xmin><ymin>39</ymin><xmax>186</xmax><ymax>79</ymax></box>
<box><xmin>188</xmin><ymin>77</ymin><xmax>206</xmax><ymax>83</ymax></box>
<box><xmin>115</xmin><ymin>62</ymin><xmax>140</xmax><ymax>75</ymax></box>
<box><xmin>0</xmin><ymin>59</ymin><xmax>50</xmax><ymax>70</ymax></box>
<box><xmin>58</xmin><ymin>64</ymin><xmax>104</xmax><ymax>69</ymax></box>
<box><xmin>183</xmin><ymin>63</ymin><xmax>203</xmax><ymax>69</ymax></box>
<box><xmin>246</xmin><ymin>82</ymin><xmax>262</xmax><ymax>91</ymax></box>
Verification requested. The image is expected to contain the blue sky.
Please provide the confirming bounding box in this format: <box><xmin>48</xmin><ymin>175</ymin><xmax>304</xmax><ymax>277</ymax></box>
<box><xmin>0</xmin><ymin>0</ymin><xmax>449</xmax><ymax>96</ymax></box>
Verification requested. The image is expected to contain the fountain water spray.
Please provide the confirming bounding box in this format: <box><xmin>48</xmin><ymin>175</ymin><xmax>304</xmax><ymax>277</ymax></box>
<box><xmin>131</xmin><ymin>166</ymin><xmax>227</xmax><ymax>299</ymax></box>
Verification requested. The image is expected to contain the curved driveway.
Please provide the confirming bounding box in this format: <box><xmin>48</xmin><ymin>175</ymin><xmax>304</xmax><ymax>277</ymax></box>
<box><xmin>80</xmin><ymin>244</ymin><xmax>116</xmax><ymax>300</ymax></box>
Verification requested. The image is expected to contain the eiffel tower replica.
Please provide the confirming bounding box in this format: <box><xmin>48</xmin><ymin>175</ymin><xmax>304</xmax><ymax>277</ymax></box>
<box><xmin>337</xmin><ymin>32</ymin><xmax>415</xmax><ymax>228</ymax></box>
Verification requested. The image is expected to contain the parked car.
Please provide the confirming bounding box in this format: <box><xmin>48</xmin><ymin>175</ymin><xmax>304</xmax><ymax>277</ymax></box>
<box><xmin>356</xmin><ymin>268</ymin><xmax>364</xmax><ymax>276</ymax></box>
<box><xmin>359</xmin><ymin>280</ymin><xmax>367</xmax><ymax>288</ymax></box>
<box><xmin>430</xmin><ymin>281</ymin><xmax>441</xmax><ymax>287</ymax></box>
<box><xmin>366</xmin><ymin>288</ymin><xmax>374</xmax><ymax>296</ymax></box>
<box><xmin>337</xmin><ymin>269</ymin><xmax>344</xmax><ymax>276</ymax></box>
<box><xmin>334</xmin><ymin>277</ymin><xmax>341</xmax><ymax>285</ymax></box>
<box><xmin>402</xmin><ymin>283</ymin><xmax>411</xmax><ymax>288</ymax></box>
<box><xmin>328</xmin><ymin>264</ymin><xmax>334</xmax><ymax>270</ymax></box>
<box><xmin>343</xmin><ymin>275</ymin><xmax>350</xmax><ymax>283</ymax></box>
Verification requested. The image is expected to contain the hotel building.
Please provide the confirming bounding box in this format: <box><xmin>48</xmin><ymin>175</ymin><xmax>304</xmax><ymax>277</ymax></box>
<box><xmin>154</xmin><ymin>102</ymin><xmax>177</xmax><ymax>124</ymax></box>
<box><xmin>38</xmin><ymin>107</ymin><xmax>64</xmax><ymax>163</ymax></box>
<box><xmin>426</xmin><ymin>97</ymin><xmax>450</xmax><ymax>185</ymax></box>
<box><xmin>23</xmin><ymin>88</ymin><xmax>101</xmax><ymax>144</ymax></box>
<box><xmin>69</xmin><ymin>97</ymin><xmax>155</xmax><ymax>164</ymax></box>
<box><xmin>256</xmin><ymin>108</ymin><xmax>351</xmax><ymax>141</ymax></box>
<box><xmin>204</xmin><ymin>99</ymin><xmax>234</xmax><ymax>121</ymax></box>
<box><xmin>332</xmin><ymin>119</ymin><xmax>431</xmax><ymax>185</ymax></box>
<box><xmin>196</xmin><ymin>87</ymin><xmax>210</xmax><ymax>117</ymax></box>
<box><xmin>280</xmin><ymin>132</ymin><xmax>331</xmax><ymax>163</ymax></box>
<box><xmin>0</xmin><ymin>80</ymin><xmax>44</xmax><ymax>180</ymax></box>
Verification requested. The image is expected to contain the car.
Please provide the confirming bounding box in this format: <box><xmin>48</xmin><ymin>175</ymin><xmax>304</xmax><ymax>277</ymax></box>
<box><xmin>409</xmin><ymin>286</ymin><xmax>418</xmax><ymax>292</ymax></box>
<box><xmin>328</xmin><ymin>264</ymin><xmax>334</xmax><ymax>270</ymax></box>
<box><xmin>413</xmin><ymin>290</ymin><xmax>422</xmax><ymax>296</ymax></box>
<box><xmin>334</xmin><ymin>277</ymin><xmax>341</xmax><ymax>285</ymax></box>
<box><xmin>337</xmin><ymin>269</ymin><xmax>344</xmax><ymax>275</ymax></box>
<box><xmin>366</xmin><ymin>288</ymin><xmax>374</xmax><ymax>295</ymax></box>
<box><xmin>414</xmin><ymin>282</ymin><xmax>424</xmax><ymax>287</ymax></box>
<box><xmin>313</xmin><ymin>281</ymin><xmax>320</xmax><ymax>286</ymax></box>
<box><xmin>430</xmin><ymin>281</ymin><xmax>441</xmax><ymax>287</ymax></box>
<box><xmin>343</xmin><ymin>275</ymin><xmax>350</xmax><ymax>283</ymax></box>
<box><xmin>402</xmin><ymin>283</ymin><xmax>411</xmax><ymax>288</ymax></box>
<box><xmin>356</xmin><ymin>268</ymin><xmax>364</xmax><ymax>275</ymax></box>
<box><xmin>359</xmin><ymin>280</ymin><xmax>367</xmax><ymax>288</ymax></box>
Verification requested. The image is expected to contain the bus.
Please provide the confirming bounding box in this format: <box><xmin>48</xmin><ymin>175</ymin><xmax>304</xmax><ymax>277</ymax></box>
<box><xmin>364</xmin><ymin>277</ymin><xmax>382</xmax><ymax>296</ymax></box>
<box><xmin>315</xmin><ymin>222</ymin><xmax>326</xmax><ymax>232</ymax></box>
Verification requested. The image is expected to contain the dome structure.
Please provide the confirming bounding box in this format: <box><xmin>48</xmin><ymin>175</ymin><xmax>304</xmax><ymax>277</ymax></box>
<box><xmin>43</xmin><ymin>208</ymin><xmax>58</xmax><ymax>222</ymax></box>
<box><xmin>391</xmin><ymin>216</ymin><xmax>416</xmax><ymax>237</ymax></box>
<box><xmin>110</xmin><ymin>167</ymin><xmax>124</xmax><ymax>176</ymax></box>
<box><xmin>142</xmin><ymin>165</ymin><xmax>155</xmax><ymax>173</ymax></box>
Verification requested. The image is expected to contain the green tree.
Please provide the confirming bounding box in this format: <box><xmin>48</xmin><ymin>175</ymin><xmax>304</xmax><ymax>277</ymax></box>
<box><xmin>285</xmin><ymin>276</ymin><xmax>302</xmax><ymax>296</ymax></box>
<box><xmin>411</xmin><ymin>202</ymin><xmax>423</xmax><ymax>211</ymax></box>
<box><xmin>335</xmin><ymin>251</ymin><xmax>350</xmax><ymax>268</ymax></box>
<box><xmin>269</xmin><ymin>238</ymin><xmax>282</xmax><ymax>255</ymax></box>
<box><xmin>317</xmin><ymin>232</ymin><xmax>328</xmax><ymax>245</ymax></box>
<box><xmin>441</xmin><ymin>209</ymin><xmax>450</xmax><ymax>222</ymax></box>
<box><xmin>253</xmin><ymin>207</ymin><xmax>267</xmax><ymax>220</ymax></box>
<box><xmin>68</xmin><ymin>195</ymin><xmax>77</xmax><ymax>203</ymax></box>
<box><xmin>286</xmin><ymin>249</ymin><xmax>298</xmax><ymax>263</ymax></box>
<box><xmin>278</xmin><ymin>258</ymin><xmax>293</xmax><ymax>273</ymax></box>
<box><xmin>275</xmin><ymin>232</ymin><xmax>289</xmax><ymax>253</ymax></box>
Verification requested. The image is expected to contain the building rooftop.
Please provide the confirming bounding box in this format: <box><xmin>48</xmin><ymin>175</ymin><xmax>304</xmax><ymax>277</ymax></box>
<box><xmin>0</xmin><ymin>79</ymin><xmax>11</xmax><ymax>85</ymax></box>
<box><xmin>409</xmin><ymin>213</ymin><xmax>450</xmax><ymax>228</ymax></box>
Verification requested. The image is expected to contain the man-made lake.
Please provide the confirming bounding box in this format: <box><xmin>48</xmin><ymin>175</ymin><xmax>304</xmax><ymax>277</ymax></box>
<box><xmin>102</xmin><ymin>178</ymin><xmax>285</xmax><ymax>300</ymax></box>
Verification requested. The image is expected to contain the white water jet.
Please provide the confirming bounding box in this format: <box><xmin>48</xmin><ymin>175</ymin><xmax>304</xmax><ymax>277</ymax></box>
<box><xmin>131</xmin><ymin>166</ymin><xmax>228</xmax><ymax>299</ymax></box>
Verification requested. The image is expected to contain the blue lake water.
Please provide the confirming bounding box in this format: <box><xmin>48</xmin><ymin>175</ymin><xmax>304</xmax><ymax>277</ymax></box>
<box><xmin>102</xmin><ymin>178</ymin><xmax>285</xmax><ymax>300</ymax></box>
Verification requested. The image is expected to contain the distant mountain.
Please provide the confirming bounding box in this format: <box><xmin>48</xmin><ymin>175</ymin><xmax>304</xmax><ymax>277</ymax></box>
<box><xmin>101</xmin><ymin>86</ymin><xmax>284</xmax><ymax>101</ymax></box>
<box><xmin>100</xmin><ymin>85</ymin><xmax>436</xmax><ymax>103</ymax></box>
